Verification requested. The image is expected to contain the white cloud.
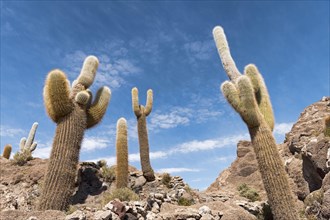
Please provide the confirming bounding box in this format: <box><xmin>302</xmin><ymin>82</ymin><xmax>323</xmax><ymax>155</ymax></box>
<box><xmin>63</xmin><ymin>50</ymin><xmax>141</xmax><ymax>89</ymax></box>
<box><xmin>172</xmin><ymin>134</ymin><xmax>248</xmax><ymax>154</ymax></box>
<box><xmin>274</xmin><ymin>122</ymin><xmax>294</xmax><ymax>135</ymax></box>
<box><xmin>150</xmin><ymin>108</ymin><xmax>190</xmax><ymax>129</ymax></box>
<box><xmin>81</xmin><ymin>136</ymin><xmax>111</xmax><ymax>152</ymax></box>
<box><xmin>33</xmin><ymin>141</ymin><xmax>52</xmax><ymax>159</ymax></box>
<box><xmin>214</xmin><ymin>155</ymin><xmax>236</xmax><ymax>162</ymax></box>
<box><xmin>184</xmin><ymin>40</ymin><xmax>214</xmax><ymax>61</ymax></box>
<box><xmin>149</xmin><ymin>106</ymin><xmax>222</xmax><ymax>131</ymax></box>
<box><xmin>0</xmin><ymin>125</ymin><xmax>24</xmax><ymax>137</ymax></box>
<box><xmin>157</xmin><ymin>168</ymin><xmax>200</xmax><ymax>173</ymax></box>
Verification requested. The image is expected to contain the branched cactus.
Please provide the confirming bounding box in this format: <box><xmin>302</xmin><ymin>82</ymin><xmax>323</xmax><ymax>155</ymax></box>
<box><xmin>38</xmin><ymin>56</ymin><xmax>111</xmax><ymax>211</ymax></box>
<box><xmin>213</xmin><ymin>26</ymin><xmax>299</xmax><ymax>219</ymax></box>
<box><xmin>131</xmin><ymin>87</ymin><xmax>155</xmax><ymax>181</ymax></box>
<box><xmin>116</xmin><ymin>117</ymin><xmax>128</xmax><ymax>189</ymax></box>
<box><xmin>2</xmin><ymin>144</ymin><xmax>12</xmax><ymax>159</ymax></box>
<box><xmin>20</xmin><ymin>122</ymin><xmax>38</xmax><ymax>153</ymax></box>
<box><xmin>13</xmin><ymin>122</ymin><xmax>38</xmax><ymax>165</ymax></box>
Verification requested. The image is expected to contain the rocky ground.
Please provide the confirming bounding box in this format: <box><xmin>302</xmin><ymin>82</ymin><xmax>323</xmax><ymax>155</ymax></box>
<box><xmin>0</xmin><ymin>97</ymin><xmax>329</xmax><ymax>220</ymax></box>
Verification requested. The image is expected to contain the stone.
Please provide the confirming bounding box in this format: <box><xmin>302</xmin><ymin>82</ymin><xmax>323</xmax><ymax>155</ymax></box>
<box><xmin>94</xmin><ymin>210</ymin><xmax>112</xmax><ymax>220</ymax></box>
<box><xmin>199</xmin><ymin>205</ymin><xmax>211</xmax><ymax>215</ymax></box>
<box><xmin>200</xmin><ymin>213</ymin><xmax>214</xmax><ymax>220</ymax></box>
<box><xmin>65</xmin><ymin>210</ymin><xmax>86</xmax><ymax>220</ymax></box>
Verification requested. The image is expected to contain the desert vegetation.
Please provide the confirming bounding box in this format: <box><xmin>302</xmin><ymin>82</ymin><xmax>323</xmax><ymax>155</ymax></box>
<box><xmin>0</xmin><ymin>25</ymin><xmax>329</xmax><ymax>220</ymax></box>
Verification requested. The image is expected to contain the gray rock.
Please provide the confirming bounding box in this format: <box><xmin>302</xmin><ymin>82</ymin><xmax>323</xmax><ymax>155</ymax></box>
<box><xmin>199</xmin><ymin>205</ymin><xmax>211</xmax><ymax>215</ymax></box>
<box><xmin>65</xmin><ymin>210</ymin><xmax>86</xmax><ymax>220</ymax></box>
<box><xmin>94</xmin><ymin>210</ymin><xmax>112</xmax><ymax>220</ymax></box>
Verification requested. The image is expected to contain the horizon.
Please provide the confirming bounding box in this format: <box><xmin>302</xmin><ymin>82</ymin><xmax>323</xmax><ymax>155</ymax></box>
<box><xmin>1</xmin><ymin>1</ymin><xmax>329</xmax><ymax>190</ymax></box>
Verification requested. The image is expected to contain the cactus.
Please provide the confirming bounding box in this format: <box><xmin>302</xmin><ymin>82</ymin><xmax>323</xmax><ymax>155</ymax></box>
<box><xmin>131</xmin><ymin>87</ymin><xmax>155</xmax><ymax>181</ymax></box>
<box><xmin>2</xmin><ymin>144</ymin><xmax>12</xmax><ymax>159</ymax></box>
<box><xmin>325</xmin><ymin>115</ymin><xmax>330</xmax><ymax>137</ymax></box>
<box><xmin>116</xmin><ymin>117</ymin><xmax>128</xmax><ymax>189</ymax></box>
<box><xmin>38</xmin><ymin>56</ymin><xmax>111</xmax><ymax>211</ymax></box>
<box><xmin>13</xmin><ymin>122</ymin><xmax>38</xmax><ymax>165</ymax></box>
<box><xmin>20</xmin><ymin>122</ymin><xmax>38</xmax><ymax>153</ymax></box>
<box><xmin>213</xmin><ymin>26</ymin><xmax>299</xmax><ymax>220</ymax></box>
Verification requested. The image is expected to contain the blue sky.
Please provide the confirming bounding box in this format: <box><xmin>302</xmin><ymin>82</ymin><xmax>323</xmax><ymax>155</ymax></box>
<box><xmin>1</xmin><ymin>1</ymin><xmax>329</xmax><ymax>190</ymax></box>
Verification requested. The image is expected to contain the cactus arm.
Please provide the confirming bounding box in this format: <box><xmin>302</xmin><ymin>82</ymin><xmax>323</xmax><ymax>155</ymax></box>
<box><xmin>20</xmin><ymin>138</ymin><xmax>26</xmax><ymax>151</ymax></box>
<box><xmin>144</xmin><ymin>89</ymin><xmax>153</xmax><ymax>116</ymax></box>
<box><xmin>76</xmin><ymin>56</ymin><xmax>99</xmax><ymax>88</ymax></box>
<box><xmin>221</xmin><ymin>81</ymin><xmax>241</xmax><ymax>111</ymax></box>
<box><xmin>212</xmin><ymin>26</ymin><xmax>241</xmax><ymax>81</ymax></box>
<box><xmin>116</xmin><ymin>118</ymin><xmax>128</xmax><ymax>188</ymax></box>
<box><xmin>44</xmin><ymin>70</ymin><xmax>74</xmax><ymax>122</ymax></box>
<box><xmin>30</xmin><ymin>142</ymin><xmax>37</xmax><ymax>152</ymax></box>
<box><xmin>86</xmin><ymin>86</ymin><xmax>111</xmax><ymax>129</ymax></box>
<box><xmin>132</xmin><ymin>87</ymin><xmax>142</xmax><ymax>117</ymax></box>
<box><xmin>86</xmin><ymin>89</ymin><xmax>93</xmax><ymax>109</ymax></box>
<box><xmin>25</xmin><ymin>122</ymin><xmax>38</xmax><ymax>149</ymax></box>
<box><xmin>75</xmin><ymin>91</ymin><xmax>91</xmax><ymax>105</ymax></box>
<box><xmin>236</xmin><ymin>76</ymin><xmax>261</xmax><ymax>128</ymax></box>
<box><xmin>249</xmin><ymin>122</ymin><xmax>299</xmax><ymax>219</ymax></box>
<box><xmin>244</xmin><ymin>64</ymin><xmax>274</xmax><ymax>130</ymax></box>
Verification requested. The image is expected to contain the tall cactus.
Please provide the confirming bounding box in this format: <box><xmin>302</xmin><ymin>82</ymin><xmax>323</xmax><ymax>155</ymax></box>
<box><xmin>38</xmin><ymin>56</ymin><xmax>111</xmax><ymax>211</ymax></box>
<box><xmin>116</xmin><ymin>117</ymin><xmax>129</xmax><ymax>189</ymax></box>
<box><xmin>2</xmin><ymin>144</ymin><xmax>12</xmax><ymax>159</ymax></box>
<box><xmin>131</xmin><ymin>87</ymin><xmax>155</xmax><ymax>181</ymax></box>
<box><xmin>213</xmin><ymin>26</ymin><xmax>299</xmax><ymax>220</ymax></box>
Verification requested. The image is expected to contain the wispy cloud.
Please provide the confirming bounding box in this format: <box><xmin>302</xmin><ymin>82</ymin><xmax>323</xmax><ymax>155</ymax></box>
<box><xmin>81</xmin><ymin>136</ymin><xmax>111</xmax><ymax>152</ymax></box>
<box><xmin>33</xmin><ymin>141</ymin><xmax>52</xmax><ymax>159</ymax></box>
<box><xmin>274</xmin><ymin>122</ymin><xmax>294</xmax><ymax>135</ymax></box>
<box><xmin>184</xmin><ymin>40</ymin><xmax>214</xmax><ymax>61</ymax></box>
<box><xmin>63</xmin><ymin>50</ymin><xmax>141</xmax><ymax>89</ymax></box>
<box><xmin>157</xmin><ymin>168</ymin><xmax>200</xmax><ymax>173</ymax></box>
<box><xmin>149</xmin><ymin>106</ymin><xmax>222</xmax><ymax>131</ymax></box>
<box><xmin>214</xmin><ymin>155</ymin><xmax>236</xmax><ymax>162</ymax></box>
<box><xmin>172</xmin><ymin>134</ymin><xmax>248</xmax><ymax>154</ymax></box>
<box><xmin>0</xmin><ymin>125</ymin><xmax>24</xmax><ymax>137</ymax></box>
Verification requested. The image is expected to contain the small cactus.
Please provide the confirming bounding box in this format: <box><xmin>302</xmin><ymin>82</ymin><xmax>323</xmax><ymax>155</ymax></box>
<box><xmin>13</xmin><ymin>122</ymin><xmax>38</xmax><ymax>164</ymax></box>
<box><xmin>116</xmin><ymin>117</ymin><xmax>128</xmax><ymax>189</ymax></box>
<box><xmin>38</xmin><ymin>56</ymin><xmax>111</xmax><ymax>211</ymax></box>
<box><xmin>324</xmin><ymin>115</ymin><xmax>330</xmax><ymax>137</ymax></box>
<box><xmin>2</xmin><ymin>144</ymin><xmax>12</xmax><ymax>159</ymax></box>
<box><xmin>20</xmin><ymin>122</ymin><xmax>38</xmax><ymax>153</ymax></box>
<box><xmin>131</xmin><ymin>87</ymin><xmax>155</xmax><ymax>182</ymax></box>
<box><xmin>213</xmin><ymin>26</ymin><xmax>299</xmax><ymax>219</ymax></box>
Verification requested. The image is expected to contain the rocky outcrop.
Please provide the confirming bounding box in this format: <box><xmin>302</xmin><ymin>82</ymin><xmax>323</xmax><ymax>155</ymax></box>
<box><xmin>1</xmin><ymin>98</ymin><xmax>329</xmax><ymax>219</ymax></box>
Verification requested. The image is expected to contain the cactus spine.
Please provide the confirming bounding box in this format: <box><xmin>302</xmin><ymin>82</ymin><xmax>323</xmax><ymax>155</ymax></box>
<box><xmin>131</xmin><ymin>87</ymin><xmax>155</xmax><ymax>182</ymax></box>
<box><xmin>2</xmin><ymin>144</ymin><xmax>12</xmax><ymax>159</ymax></box>
<box><xmin>38</xmin><ymin>56</ymin><xmax>111</xmax><ymax>211</ymax></box>
<box><xmin>213</xmin><ymin>26</ymin><xmax>299</xmax><ymax>220</ymax></box>
<box><xmin>116</xmin><ymin>117</ymin><xmax>128</xmax><ymax>189</ymax></box>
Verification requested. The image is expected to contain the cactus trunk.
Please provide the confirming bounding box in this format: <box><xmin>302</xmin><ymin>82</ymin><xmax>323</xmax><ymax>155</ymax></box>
<box><xmin>116</xmin><ymin>118</ymin><xmax>128</xmax><ymax>189</ymax></box>
<box><xmin>131</xmin><ymin>87</ymin><xmax>155</xmax><ymax>182</ymax></box>
<box><xmin>249</xmin><ymin>122</ymin><xmax>298</xmax><ymax>220</ymax></box>
<box><xmin>38</xmin><ymin>106</ymin><xmax>86</xmax><ymax>210</ymax></box>
<box><xmin>137</xmin><ymin>110</ymin><xmax>155</xmax><ymax>181</ymax></box>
